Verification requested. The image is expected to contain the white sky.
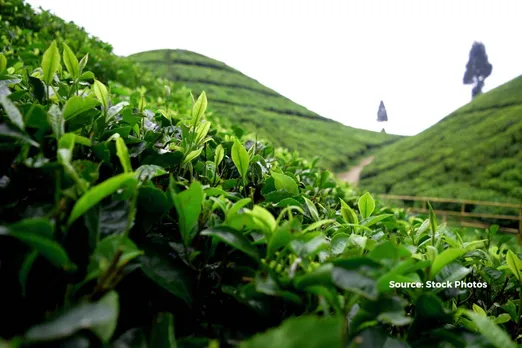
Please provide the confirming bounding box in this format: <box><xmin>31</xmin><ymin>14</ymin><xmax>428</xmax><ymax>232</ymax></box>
<box><xmin>26</xmin><ymin>0</ymin><xmax>522</xmax><ymax>136</ymax></box>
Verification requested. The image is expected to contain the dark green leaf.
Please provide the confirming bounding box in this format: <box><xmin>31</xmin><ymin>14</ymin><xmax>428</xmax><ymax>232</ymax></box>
<box><xmin>25</xmin><ymin>291</ymin><xmax>119</xmax><ymax>343</ymax></box>
<box><xmin>201</xmin><ymin>226</ymin><xmax>260</xmax><ymax>261</ymax></box>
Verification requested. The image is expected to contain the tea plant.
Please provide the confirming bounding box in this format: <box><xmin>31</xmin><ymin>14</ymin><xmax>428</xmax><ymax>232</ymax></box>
<box><xmin>1</xmin><ymin>38</ymin><xmax>522</xmax><ymax>348</ymax></box>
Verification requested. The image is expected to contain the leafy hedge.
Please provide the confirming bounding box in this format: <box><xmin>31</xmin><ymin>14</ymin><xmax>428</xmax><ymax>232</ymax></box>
<box><xmin>2</xmin><ymin>3</ymin><xmax>522</xmax><ymax>348</ymax></box>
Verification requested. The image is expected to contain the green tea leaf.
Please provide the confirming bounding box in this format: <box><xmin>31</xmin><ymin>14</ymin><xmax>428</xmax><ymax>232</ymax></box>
<box><xmin>20</xmin><ymin>250</ymin><xmax>39</xmax><ymax>297</ymax></box>
<box><xmin>214</xmin><ymin>144</ymin><xmax>224</xmax><ymax>166</ymax></box>
<box><xmin>0</xmin><ymin>95</ymin><xmax>24</xmax><ymax>130</ymax></box>
<box><xmin>506</xmin><ymin>250</ymin><xmax>522</xmax><ymax>282</ymax></box>
<box><xmin>1</xmin><ymin>220</ymin><xmax>75</xmax><ymax>272</ymax></box>
<box><xmin>239</xmin><ymin>315</ymin><xmax>345</xmax><ymax>348</ymax></box>
<box><xmin>358</xmin><ymin>192</ymin><xmax>375</xmax><ymax>219</ymax></box>
<box><xmin>244</xmin><ymin>205</ymin><xmax>277</xmax><ymax>234</ymax></box>
<box><xmin>62</xmin><ymin>42</ymin><xmax>79</xmax><ymax>79</ymax></box>
<box><xmin>150</xmin><ymin>313</ymin><xmax>177</xmax><ymax>348</ymax></box>
<box><xmin>87</xmin><ymin>234</ymin><xmax>143</xmax><ymax>280</ymax></box>
<box><xmin>232</xmin><ymin>138</ymin><xmax>250</xmax><ymax>182</ymax></box>
<box><xmin>271</xmin><ymin>171</ymin><xmax>299</xmax><ymax>195</ymax></box>
<box><xmin>170</xmin><ymin>180</ymin><xmax>204</xmax><ymax>247</ymax></box>
<box><xmin>0</xmin><ymin>53</ymin><xmax>6</xmax><ymax>72</ymax></box>
<box><xmin>62</xmin><ymin>96</ymin><xmax>99</xmax><ymax>120</ymax></box>
<box><xmin>201</xmin><ymin>226</ymin><xmax>260</xmax><ymax>261</ymax></box>
<box><xmin>303</xmin><ymin>197</ymin><xmax>320</xmax><ymax>221</ymax></box>
<box><xmin>140</xmin><ymin>246</ymin><xmax>192</xmax><ymax>305</ymax></box>
<box><xmin>115</xmin><ymin>137</ymin><xmax>132</xmax><ymax>173</ymax></box>
<box><xmin>192</xmin><ymin>91</ymin><xmax>207</xmax><ymax>126</ymax></box>
<box><xmin>42</xmin><ymin>40</ymin><xmax>61</xmax><ymax>85</ymax></box>
<box><xmin>68</xmin><ymin>173</ymin><xmax>137</xmax><ymax>226</ymax></box>
<box><xmin>93</xmin><ymin>79</ymin><xmax>109</xmax><ymax>112</ymax></box>
<box><xmin>464</xmin><ymin>310</ymin><xmax>516</xmax><ymax>348</ymax></box>
<box><xmin>25</xmin><ymin>291</ymin><xmax>119</xmax><ymax>343</ymax></box>
<box><xmin>47</xmin><ymin>104</ymin><xmax>64</xmax><ymax>139</ymax></box>
<box><xmin>135</xmin><ymin>165</ymin><xmax>168</xmax><ymax>182</ymax></box>
<box><xmin>340</xmin><ymin>199</ymin><xmax>358</xmax><ymax>225</ymax></box>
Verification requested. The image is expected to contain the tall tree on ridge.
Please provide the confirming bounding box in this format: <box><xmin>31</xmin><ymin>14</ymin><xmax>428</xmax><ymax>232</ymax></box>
<box><xmin>463</xmin><ymin>41</ymin><xmax>493</xmax><ymax>99</ymax></box>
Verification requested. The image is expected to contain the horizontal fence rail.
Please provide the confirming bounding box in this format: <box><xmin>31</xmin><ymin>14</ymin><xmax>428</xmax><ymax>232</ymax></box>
<box><xmin>377</xmin><ymin>194</ymin><xmax>522</xmax><ymax>234</ymax></box>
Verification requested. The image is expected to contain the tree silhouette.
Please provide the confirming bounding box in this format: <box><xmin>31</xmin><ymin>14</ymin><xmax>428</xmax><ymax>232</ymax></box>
<box><xmin>377</xmin><ymin>100</ymin><xmax>388</xmax><ymax>122</ymax></box>
<box><xmin>463</xmin><ymin>42</ymin><xmax>492</xmax><ymax>99</ymax></box>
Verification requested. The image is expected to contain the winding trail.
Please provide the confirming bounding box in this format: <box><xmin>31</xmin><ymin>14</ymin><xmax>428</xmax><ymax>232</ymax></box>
<box><xmin>338</xmin><ymin>155</ymin><xmax>375</xmax><ymax>185</ymax></box>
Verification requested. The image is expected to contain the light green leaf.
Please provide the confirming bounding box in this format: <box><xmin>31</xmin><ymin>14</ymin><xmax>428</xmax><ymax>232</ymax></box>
<box><xmin>465</xmin><ymin>310</ymin><xmax>516</xmax><ymax>348</ymax></box>
<box><xmin>430</xmin><ymin>248</ymin><xmax>467</xmax><ymax>278</ymax></box>
<box><xmin>357</xmin><ymin>192</ymin><xmax>375</xmax><ymax>219</ymax></box>
<box><xmin>25</xmin><ymin>291</ymin><xmax>119</xmax><ymax>343</ymax></box>
<box><xmin>506</xmin><ymin>250</ymin><xmax>522</xmax><ymax>282</ymax></box>
<box><xmin>115</xmin><ymin>137</ymin><xmax>132</xmax><ymax>173</ymax></box>
<box><xmin>472</xmin><ymin>304</ymin><xmax>487</xmax><ymax>316</ymax></box>
<box><xmin>62</xmin><ymin>96</ymin><xmax>99</xmax><ymax>120</ymax></box>
<box><xmin>62</xmin><ymin>42</ymin><xmax>79</xmax><ymax>79</ymax></box>
<box><xmin>271</xmin><ymin>171</ymin><xmax>299</xmax><ymax>195</ymax></box>
<box><xmin>361</xmin><ymin>214</ymin><xmax>393</xmax><ymax>227</ymax></box>
<box><xmin>214</xmin><ymin>144</ymin><xmax>224</xmax><ymax>166</ymax></box>
<box><xmin>0</xmin><ymin>95</ymin><xmax>24</xmax><ymax>130</ymax></box>
<box><xmin>170</xmin><ymin>180</ymin><xmax>204</xmax><ymax>247</ymax></box>
<box><xmin>135</xmin><ymin>165</ymin><xmax>168</xmax><ymax>182</ymax></box>
<box><xmin>68</xmin><ymin>173</ymin><xmax>137</xmax><ymax>226</ymax></box>
<box><xmin>0</xmin><ymin>53</ymin><xmax>6</xmax><ymax>72</ymax></box>
<box><xmin>47</xmin><ymin>104</ymin><xmax>64</xmax><ymax>139</ymax></box>
<box><xmin>340</xmin><ymin>199</ymin><xmax>358</xmax><ymax>225</ymax></box>
<box><xmin>42</xmin><ymin>40</ymin><xmax>61</xmax><ymax>85</ymax></box>
<box><xmin>182</xmin><ymin>148</ymin><xmax>203</xmax><ymax>165</ymax></box>
<box><xmin>79</xmin><ymin>53</ymin><xmax>89</xmax><ymax>73</ymax></box>
<box><xmin>192</xmin><ymin>91</ymin><xmax>207</xmax><ymax>126</ymax></box>
<box><xmin>232</xmin><ymin>138</ymin><xmax>250</xmax><ymax>182</ymax></box>
<box><xmin>201</xmin><ymin>226</ymin><xmax>260</xmax><ymax>261</ymax></box>
<box><xmin>244</xmin><ymin>205</ymin><xmax>277</xmax><ymax>234</ymax></box>
<box><xmin>93</xmin><ymin>79</ymin><xmax>109</xmax><ymax>112</ymax></box>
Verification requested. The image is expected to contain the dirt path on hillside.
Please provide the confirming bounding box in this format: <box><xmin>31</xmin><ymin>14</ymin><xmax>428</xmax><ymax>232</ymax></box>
<box><xmin>338</xmin><ymin>156</ymin><xmax>375</xmax><ymax>185</ymax></box>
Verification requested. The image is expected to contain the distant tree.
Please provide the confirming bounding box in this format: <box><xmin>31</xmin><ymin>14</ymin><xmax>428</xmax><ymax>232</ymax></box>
<box><xmin>463</xmin><ymin>42</ymin><xmax>492</xmax><ymax>99</ymax></box>
<box><xmin>377</xmin><ymin>100</ymin><xmax>388</xmax><ymax>122</ymax></box>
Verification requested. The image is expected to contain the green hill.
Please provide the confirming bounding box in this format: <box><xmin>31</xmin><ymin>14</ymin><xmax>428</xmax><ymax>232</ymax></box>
<box><xmin>129</xmin><ymin>49</ymin><xmax>401</xmax><ymax>170</ymax></box>
<box><xmin>360</xmin><ymin>75</ymin><xmax>522</xmax><ymax>207</ymax></box>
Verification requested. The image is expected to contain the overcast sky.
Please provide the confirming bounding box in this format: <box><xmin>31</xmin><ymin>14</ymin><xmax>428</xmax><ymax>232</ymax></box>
<box><xmin>26</xmin><ymin>0</ymin><xmax>522</xmax><ymax>136</ymax></box>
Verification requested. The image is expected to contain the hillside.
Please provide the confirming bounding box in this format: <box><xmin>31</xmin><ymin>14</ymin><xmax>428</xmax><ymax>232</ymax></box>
<box><xmin>129</xmin><ymin>49</ymin><xmax>401</xmax><ymax>170</ymax></box>
<box><xmin>360</xmin><ymin>75</ymin><xmax>522</xmax><ymax>208</ymax></box>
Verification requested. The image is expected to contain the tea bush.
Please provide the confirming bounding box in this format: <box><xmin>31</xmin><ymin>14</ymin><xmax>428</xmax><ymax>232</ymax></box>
<box><xmin>129</xmin><ymin>49</ymin><xmax>401</xmax><ymax>171</ymax></box>
<box><xmin>2</xmin><ymin>3</ymin><xmax>522</xmax><ymax>348</ymax></box>
<box><xmin>2</xmin><ymin>38</ymin><xmax>522</xmax><ymax>348</ymax></box>
<box><xmin>360</xmin><ymin>75</ymin><xmax>522</xmax><ymax>206</ymax></box>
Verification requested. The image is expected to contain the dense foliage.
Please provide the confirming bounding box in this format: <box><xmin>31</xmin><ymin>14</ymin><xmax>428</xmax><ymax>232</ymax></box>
<box><xmin>360</xmin><ymin>74</ymin><xmax>522</xmax><ymax>219</ymax></box>
<box><xmin>2</xmin><ymin>2</ymin><xmax>522</xmax><ymax>348</ymax></box>
<box><xmin>129</xmin><ymin>49</ymin><xmax>401</xmax><ymax>171</ymax></box>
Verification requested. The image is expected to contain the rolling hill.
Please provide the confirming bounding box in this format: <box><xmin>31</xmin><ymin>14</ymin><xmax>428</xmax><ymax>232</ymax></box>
<box><xmin>359</xmin><ymin>74</ymin><xmax>522</xmax><ymax>210</ymax></box>
<box><xmin>129</xmin><ymin>49</ymin><xmax>401</xmax><ymax>170</ymax></box>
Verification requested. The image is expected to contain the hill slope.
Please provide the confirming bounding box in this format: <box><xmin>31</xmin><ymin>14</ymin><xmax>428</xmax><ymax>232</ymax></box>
<box><xmin>129</xmin><ymin>49</ymin><xmax>401</xmax><ymax>170</ymax></box>
<box><xmin>360</xmin><ymin>75</ymin><xmax>522</xmax><ymax>206</ymax></box>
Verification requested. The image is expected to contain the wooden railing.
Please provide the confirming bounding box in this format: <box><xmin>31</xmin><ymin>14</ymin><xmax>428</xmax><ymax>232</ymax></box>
<box><xmin>377</xmin><ymin>194</ymin><xmax>522</xmax><ymax>234</ymax></box>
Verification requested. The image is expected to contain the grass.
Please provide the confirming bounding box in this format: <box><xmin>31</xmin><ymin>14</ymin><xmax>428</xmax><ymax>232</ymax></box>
<box><xmin>128</xmin><ymin>49</ymin><xmax>401</xmax><ymax>170</ymax></box>
<box><xmin>360</xmin><ymin>75</ymin><xmax>522</xmax><ymax>217</ymax></box>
